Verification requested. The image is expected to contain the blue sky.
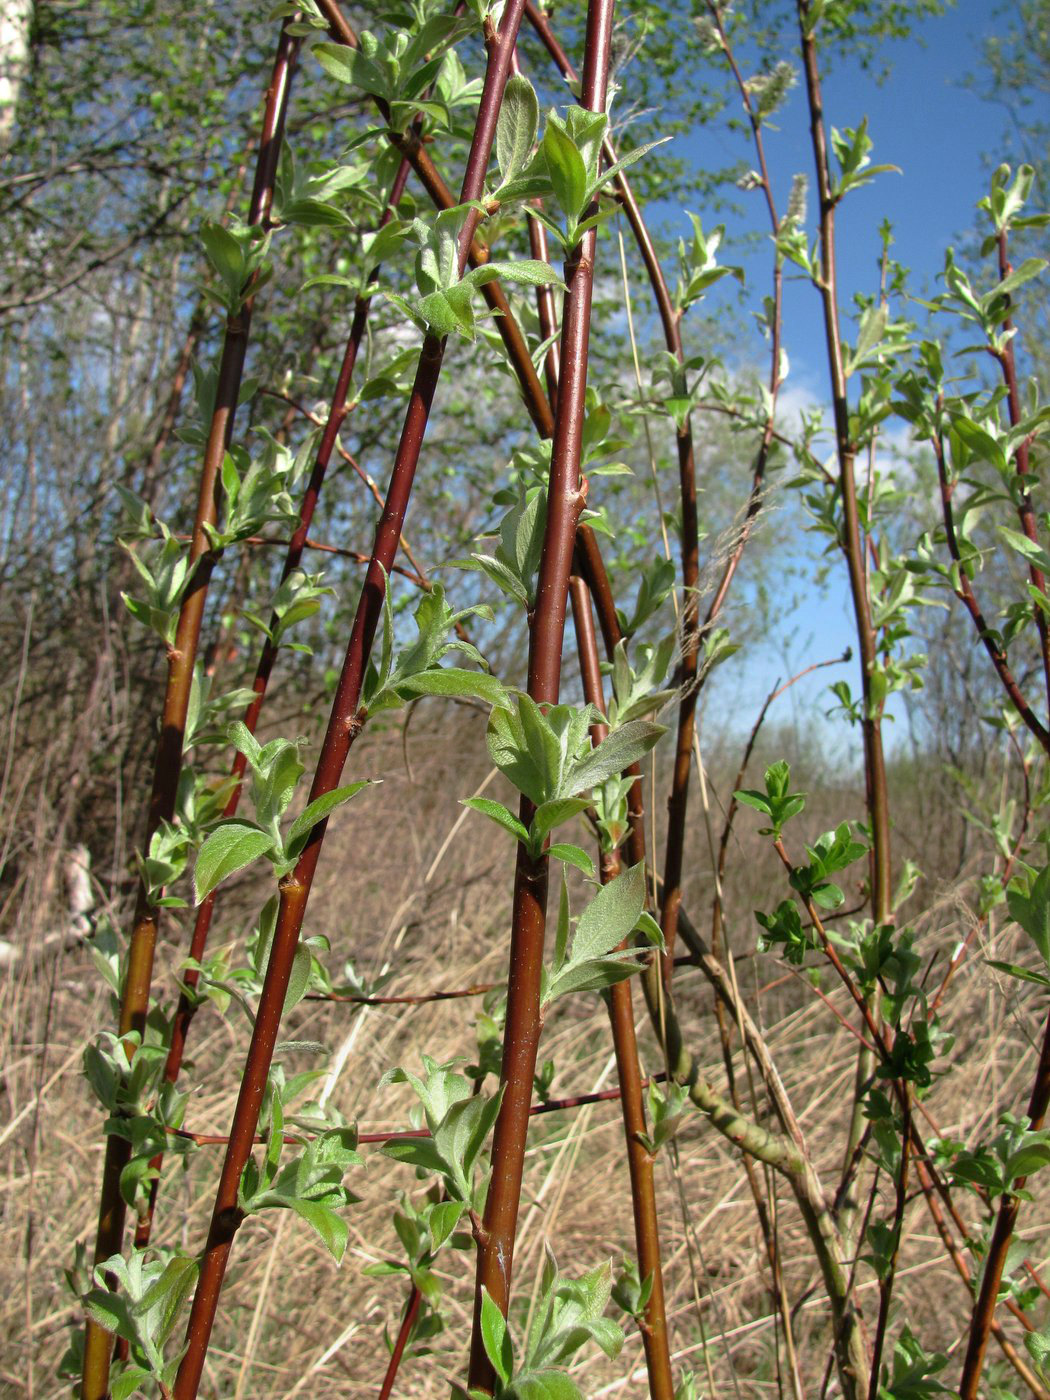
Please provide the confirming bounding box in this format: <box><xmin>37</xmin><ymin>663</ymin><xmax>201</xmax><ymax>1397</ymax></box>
<box><xmin>673</xmin><ymin>3</ymin><xmax>1031</xmax><ymax>751</ymax></box>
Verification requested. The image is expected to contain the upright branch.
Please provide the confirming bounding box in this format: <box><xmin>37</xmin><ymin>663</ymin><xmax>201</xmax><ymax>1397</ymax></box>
<box><xmin>797</xmin><ymin>0</ymin><xmax>891</xmax><ymax>928</ymax></box>
<box><xmin>81</xmin><ymin>24</ymin><xmax>299</xmax><ymax>1400</ymax></box>
<box><xmin>700</xmin><ymin>0</ymin><xmax>784</xmax><ymax>624</ymax></box>
<box><xmin>931</xmin><ymin>423</ymin><xmax>1050</xmax><ymax>754</ymax></box>
<box><xmin>569</xmin><ymin>576</ymin><xmax>674</xmax><ymax>1400</ymax></box>
<box><xmin>466</xmin><ymin>0</ymin><xmax>617</xmax><ymax>1389</ymax></box>
<box><xmin>576</xmin><ymin>530</ymin><xmax>870</xmax><ymax>1400</ymax></box>
<box><xmin>959</xmin><ymin>996</ymin><xmax>1050</xmax><ymax>1394</ymax></box>
<box><xmin>796</xmin><ymin>0</ymin><xmax>894</xmax><ymax>1267</ymax></box>
<box><xmin>951</xmin><ymin>211</ymin><xmax>1050</xmax><ymax>1398</ymax></box>
<box><xmin>523</xmin><ymin>0</ymin><xmax>703</xmax><ymax>986</ymax></box>
<box><xmin>994</xmin><ymin>223</ymin><xmax>1050</xmax><ymax>715</ymax></box>
<box><xmin>171</xmin><ymin>7</ymin><xmax>531</xmax><ymax>1395</ymax></box>
<box><xmin>133</xmin><ymin>156</ymin><xmax>414</xmax><ymax>1251</ymax></box>
<box><xmin>315</xmin><ymin>0</ymin><xmax>555</xmax><ymax>441</ymax></box>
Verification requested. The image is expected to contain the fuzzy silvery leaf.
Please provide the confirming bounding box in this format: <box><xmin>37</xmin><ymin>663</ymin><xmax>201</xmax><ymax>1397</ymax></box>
<box><xmin>426</xmin><ymin>1199</ymin><xmax>464</xmax><ymax>1250</ymax></box>
<box><xmin>571</xmin><ymin>864</ymin><xmax>647</xmax><ymax>964</ymax></box>
<box><xmin>431</xmin><ymin>1087</ymin><xmax>503</xmax><ymax>1202</ymax></box>
<box><xmin>200</xmin><ymin>221</ymin><xmax>245</xmax><ymax>299</ymax></box>
<box><xmin>288</xmin><ymin>1198</ymin><xmax>349</xmax><ymax>1261</ymax></box>
<box><xmin>396</xmin><ymin>667</ymin><xmax>506</xmax><ymax>706</ymax></box>
<box><xmin>504</xmin><ymin>1373</ymin><xmax>582</xmax><ymax>1400</ymax></box>
<box><xmin>466</xmin><ymin>260</ymin><xmax>562</xmax><ymax>291</ymax></box>
<box><xmin>496</xmin><ymin>74</ymin><xmax>539</xmax><ymax>189</ymax></box>
<box><xmin>380</xmin><ymin>1055</ymin><xmax>472</xmax><ymax>1133</ymax></box>
<box><xmin>1024</xmin><ymin>1323</ymin><xmax>1050</xmax><ymax>1382</ymax></box>
<box><xmin>565</xmin><ymin>720</ymin><xmax>665</xmax><ymax>797</ymax></box>
<box><xmin>541</xmin><ymin>952</ymin><xmax>643</xmax><ymax>1003</ymax></box>
<box><xmin>134</xmin><ymin>1255</ymin><xmax>198</xmax><ymax>1349</ymax></box>
<box><xmin>531</xmin><ymin>797</ymin><xmax>591</xmax><ymax>847</ymax></box>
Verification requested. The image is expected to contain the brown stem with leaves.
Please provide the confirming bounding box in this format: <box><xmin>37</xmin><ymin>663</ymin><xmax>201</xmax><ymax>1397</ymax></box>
<box><xmin>798</xmin><ymin>2</ymin><xmax>892</xmax><ymax>927</ymax></box>
<box><xmin>523</xmin><ymin>0</ymin><xmax>699</xmax><ymax>987</ymax></box>
<box><xmin>700</xmin><ymin>0</ymin><xmax>784</xmax><ymax>625</ymax></box>
<box><xmin>465</xmin><ymin>1</ymin><xmax>615</xmax><ymax>1389</ymax></box>
<box><xmin>132</xmin><ymin>158</ymin><xmax>414</xmax><ymax>1252</ymax></box>
<box><xmin>707</xmin><ymin>657</ymin><xmax>848</xmax><ymax>1400</ymax></box>
<box><xmin>797</xmin><ymin>1</ymin><xmax>894</xmax><ymax>1265</ymax></box>
<box><xmin>377</xmin><ymin>1284</ymin><xmax>423</xmax><ymax>1400</ymax></box>
<box><xmin>171</xmin><ymin>8</ymin><xmax>529</xmax><ymax>1394</ymax></box>
<box><xmin>994</xmin><ymin>225</ymin><xmax>1050</xmax><ymax>717</ymax></box>
<box><xmin>867</xmin><ymin>1101</ymin><xmax>910</xmax><ymax>1400</ymax></box>
<box><xmin>913</xmin><ymin>1154</ymin><xmax>1050</xmax><ymax>1400</ymax></box>
<box><xmin>575</xmin><ymin>526</ymin><xmax>869</xmax><ymax>1398</ymax></box>
<box><xmin>81</xmin><ymin>25</ymin><xmax>299</xmax><ymax>1400</ymax></box>
<box><xmin>569</xmin><ymin>575</ymin><xmax>674</xmax><ymax>1399</ymax></box>
<box><xmin>959</xmin><ymin>1017</ymin><xmax>1050</xmax><ymax>1397</ymax></box>
<box><xmin>315</xmin><ymin>0</ymin><xmax>555</xmax><ymax>443</ymax></box>
<box><xmin>932</xmin><ymin>425</ymin><xmax>1050</xmax><ymax>753</ymax></box>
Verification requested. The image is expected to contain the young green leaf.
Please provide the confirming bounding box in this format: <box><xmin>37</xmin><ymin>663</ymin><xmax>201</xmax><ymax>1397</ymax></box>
<box><xmin>496</xmin><ymin>75</ymin><xmax>539</xmax><ymax>189</ymax></box>
<box><xmin>572</xmin><ymin>863</ymin><xmax>647</xmax><ymax>964</ymax></box>
<box><xmin>285</xmin><ymin>781</ymin><xmax>373</xmax><ymax>857</ymax></box>
<box><xmin>566</xmin><ymin>720</ymin><xmax>665</xmax><ymax>797</ymax></box>
<box><xmin>194</xmin><ymin>822</ymin><xmax>275</xmax><ymax>902</ymax></box>
<box><xmin>462</xmin><ymin>796</ymin><xmax>530</xmax><ymax>845</ymax></box>
<box><xmin>1007</xmin><ymin>865</ymin><xmax>1050</xmax><ymax>969</ymax></box>
<box><xmin>480</xmin><ymin>1287</ymin><xmax>514</xmax><ymax>1384</ymax></box>
<box><xmin>543</xmin><ymin>119</ymin><xmax>587</xmax><ymax>223</ymax></box>
<box><xmin>288</xmin><ymin>1197</ymin><xmax>350</xmax><ymax>1262</ymax></box>
<box><xmin>547</xmin><ymin>843</ymin><xmax>595</xmax><ymax>877</ymax></box>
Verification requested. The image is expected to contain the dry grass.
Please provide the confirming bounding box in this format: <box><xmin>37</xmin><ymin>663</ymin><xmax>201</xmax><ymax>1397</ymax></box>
<box><xmin>1</xmin><ymin>705</ymin><xmax>1048</xmax><ymax>1398</ymax></box>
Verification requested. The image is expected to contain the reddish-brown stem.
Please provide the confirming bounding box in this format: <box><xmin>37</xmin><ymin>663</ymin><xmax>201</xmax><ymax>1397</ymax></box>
<box><xmin>942</xmin><ymin>222</ymin><xmax>1050</xmax><ymax>1400</ymax></box>
<box><xmin>377</xmin><ymin>1283</ymin><xmax>422</xmax><ymax>1400</ymax></box>
<box><xmin>315</xmin><ymin>0</ymin><xmax>556</xmax><ymax>442</ymax></box>
<box><xmin>1024</xmin><ymin>1259</ymin><xmax>1050</xmax><ymax>1302</ymax></box>
<box><xmin>172</xmin><ymin>9</ymin><xmax>529</xmax><ymax>1393</ymax></box>
<box><xmin>959</xmin><ymin>1012</ymin><xmax>1050</xmax><ymax>1396</ymax></box>
<box><xmin>700</xmin><ymin>1</ymin><xmax>784</xmax><ymax>627</ymax></box>
<box><xmin>306</xmin><ymin>981</ymin><xmax>498</xmax><ymax>1006</ymax></box>
<box><xmin>81</xmin><ymin>26</ymin><xmax>299</xmax><ymax>1400</ymax></box>
<box><xmin>580</xmin><ymin>533</ymin><xmax>871</xmax><ymax>1399</ymax></box>
<box><xmin>866</xmin><ymin>1101</ymin><xmax>910</xmax><ymax>1400</ymax></box>
<box><xmin>508</xmin><ymin>46</ymin><xmax>561</xmax><ymax>412</ymax></box>
<box><xmin>995</xmin><ymin>225</ymin><xmax>1050</xmax><ymax>717</ymax></box>
<box><xmin>797</xmin><ymin>0</ymin><xmax>894</xmax><ymax>1267</ymax></box>
<box><xmin>522</xmin><ymin>0</ymin><xmax>701</xmax><ymax>987</ymax></box>
<box><xmin>932</xmin><ymin>429</ymin><xmax>1050</xmax><ymax>753</ymax></box>
<box><xmin>132</xmin><ymin>160</ymin><xmax>414</xmax><ymax>1253</ymax></box>
<box><xmin>798</xmin><ymin>1</ymin><xmax>891</xmax><ymax>930</ymax></box>
<box><xmin>466</xmin><ymin>2</ymin><xmax>615</xmax><ymax>1388</ymax></box>
<box><xmin>570</xmin><ymin>576</ymin><xmax>674</xmax><ymax>1399</ymax></box>
<box><xmin>773</xmin><ymin>838</ymin><xmax>887</xmax><ymax>1047</ymax></box>
<box><xmin>164</xmin><ymin>1075</ymin><xmax>671</xmax><ymax>1146</ymax></box>
<box><xmin>913</xmin><ymin>1154</ymin><xmax>1050</xmax><ymax>1399</ymax></box>
<box><xmin>257</xmin><ymin>383</ymin><xmax>431</xmax><ymax>585</ymax></box>
<box><xmin>771</xmin><ymin>825</ymin><xmax>1037</xmax><ymax>1387</ymax></box>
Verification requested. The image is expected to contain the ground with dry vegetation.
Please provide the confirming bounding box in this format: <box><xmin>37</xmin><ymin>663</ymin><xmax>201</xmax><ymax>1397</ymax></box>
<box><xmin>3</xmin><ymin>705</ymin><xmax>1046</xmax><ymax>1397</ymax></box>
